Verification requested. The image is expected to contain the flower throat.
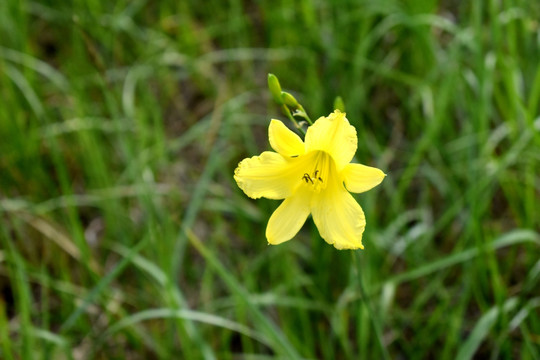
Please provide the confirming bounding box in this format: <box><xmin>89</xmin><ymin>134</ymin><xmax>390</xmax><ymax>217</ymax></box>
<box><xmin>299</xmin><ymin>151</ymin><xmax>331</xmax><ymax>192</ymax></box>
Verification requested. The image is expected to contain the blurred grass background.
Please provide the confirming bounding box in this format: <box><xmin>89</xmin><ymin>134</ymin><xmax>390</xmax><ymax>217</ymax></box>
<box><xmin>1</xmin><ymin>0</ymin><xmax>539</xmax><ymax>359</ymax></box>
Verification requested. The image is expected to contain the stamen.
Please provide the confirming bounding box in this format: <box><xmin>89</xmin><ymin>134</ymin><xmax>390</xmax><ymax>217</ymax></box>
<box><xmin>314</xmin><ymin>170</ymin><xmax>323</xmax><ymax>182</ymax></box>
<box><xmin>302</xmin><ymin>173</ymin><xmax>314</xmax><ymax>184</ymax></box>
<box><xmin>299</xmin><ymin>150</ymin><xmax>332</xmax><ymax>192</ymax></box>
<box><xmin>300</xmin><ymin>169</ymin><xmax>324</xmax><ymax>187</ymax></box>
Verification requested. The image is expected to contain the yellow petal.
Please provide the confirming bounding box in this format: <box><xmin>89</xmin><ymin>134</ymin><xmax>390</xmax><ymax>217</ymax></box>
<box><xmin>305</xmin><ymin>110</ymin><xmax>357</xmax><ymax>171</ymax></box>
<box><xmin>268</xmin><ymin>119</ymin><xmax>305</xmax><ymax>157</ymax></box>
<box><xmin>311</xmin><ymin>181</ymin><xmax>366</xmax><ymax>250</ymax></box>
<box><xmin>266</xmin><ymin>187</ymin><xmax>311</xmax><ymax>245</ymax></box>
<box><xmin>234</xmin><ymin>151</ymin><xmax>299</xmax><ymax>200</ymax></box>
<box><xmin>342</xmin><ymin>163</ymin><xmax>386</xmax><ymax>193</ymax></box>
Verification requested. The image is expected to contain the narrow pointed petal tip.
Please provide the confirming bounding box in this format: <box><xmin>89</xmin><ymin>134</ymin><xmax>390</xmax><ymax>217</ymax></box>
<box><xmin>334</xmin><ymin>240</ymin><xmax>365</xmax><ymax>250</ymax></box>
<box><xmin>268</xmin><ymin>119</ymin><xmax>305</xmax><ymax>157</ymax></box>
<box><xmin>266</xmin><ymin>188</ymin><xmax>311</xmax><ymax>245</ymax></box>
<box><xmin>343</xmin><ymin>163</ymin><xmax>386</xmax><ymax>193</ymax></box>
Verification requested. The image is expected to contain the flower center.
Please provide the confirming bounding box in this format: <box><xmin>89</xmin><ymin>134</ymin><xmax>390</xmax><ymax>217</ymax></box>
<box><xmin>299</xmin><ymin>151</ymin><xmax>332</xmax><ymax>192</ymax></box>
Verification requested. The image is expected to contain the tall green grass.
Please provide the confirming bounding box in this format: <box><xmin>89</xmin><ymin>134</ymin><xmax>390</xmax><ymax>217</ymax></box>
<box><xmin>1</xmin><ymin>0</ymin><xmax>539</xmax><ymax>358</ymax></box>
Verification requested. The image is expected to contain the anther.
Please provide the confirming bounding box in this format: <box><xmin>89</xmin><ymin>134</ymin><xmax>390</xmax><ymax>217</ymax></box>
<box><xmin>302</xmin><ymin>170</ymin><xmax>324</xmax><ymax>185</ymax></box>
<box><xmin>302</xmin><ymin>173</ymin><xmax>314</xmax><ymax>184</ymax></box>
<box><xmin>313</xmin><ymin>170</ymin><xmax>323</xmax><ymax>182</ymax></box>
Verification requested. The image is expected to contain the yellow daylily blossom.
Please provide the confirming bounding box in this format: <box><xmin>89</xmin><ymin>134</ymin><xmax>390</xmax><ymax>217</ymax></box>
<box><xmin>234</xmin><ymin>110</ymin><xmax>385</xmax><ymax>249</ymax></box>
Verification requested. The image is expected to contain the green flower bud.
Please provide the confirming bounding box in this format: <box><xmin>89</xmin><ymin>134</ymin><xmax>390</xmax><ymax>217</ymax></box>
<box><xmin>281</xmin><ymin>91</ymin><xmax>299</xmax><ymax>108</ymax></box>
<box><xmin>333</xmin><ymin>96</ymin><xmax>345</xmax><ymax>112</ymax></box>
<box><xmin>267</xmin><ymin>73</ymin><xmax>283</xmax><ymax>104</ymax></box>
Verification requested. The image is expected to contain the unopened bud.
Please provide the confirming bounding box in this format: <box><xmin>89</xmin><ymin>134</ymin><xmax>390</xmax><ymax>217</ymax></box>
<box><xmin>281</xmin><ymin>91</ymin><xmax>299</xmax><ymax>108</ymax></box>
<box><xmin>267</xmin><ymin>73</ymin><xmax>283</xmax><ymax>104</ymax></box>
<box><xmin>333</xmin><ymin>96</ymin><xmax>345</xmax><ymax>112</ymax></box>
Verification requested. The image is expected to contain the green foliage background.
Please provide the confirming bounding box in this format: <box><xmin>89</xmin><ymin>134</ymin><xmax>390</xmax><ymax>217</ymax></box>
<box><xmin>1</xmin><ymin>0</ymin><xmax>539</xmax><ymax>359</ymax></box>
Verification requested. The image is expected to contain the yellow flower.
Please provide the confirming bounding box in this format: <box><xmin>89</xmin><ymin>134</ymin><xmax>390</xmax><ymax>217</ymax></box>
<box><xmin>234</xmin><ymin>110</ymin><xmax>385</xmax><ymax>249</ymax></box>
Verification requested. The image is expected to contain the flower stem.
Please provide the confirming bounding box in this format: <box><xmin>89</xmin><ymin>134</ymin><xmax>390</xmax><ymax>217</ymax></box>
<box><xmin>353</xmin><ymin>252</ymin><xmax>391</xmax><ymax>360</ymax></box>
<box><xmin>281</xmin><ymin>104</ymin><xmax>306</xmax><ymax>135</ymax></box>
<box><xmin>297</xmin><ymin>104</ymin><xmax>313</xmax><ymax>125</ymax></box>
